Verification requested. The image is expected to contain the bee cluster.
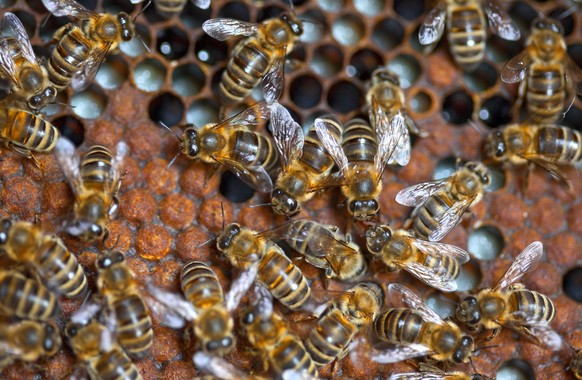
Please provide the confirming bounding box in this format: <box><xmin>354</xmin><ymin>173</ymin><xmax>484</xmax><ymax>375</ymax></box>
<box><xmin>0</xmin><ymin>0</ymin><xmax>581</xmax><ymax>379</ymax></box>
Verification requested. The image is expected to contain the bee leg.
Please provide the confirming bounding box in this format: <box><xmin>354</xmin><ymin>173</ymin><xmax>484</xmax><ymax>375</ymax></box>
<box><xmin>49</xmin><ymin>23</ymin><xmax>75</xmax><ymax>45</ymax></box>
<box><xmin>512</xmin><ymin>81</ymin><xmax>526</xmax><ymax>122</ymax></box>
<box><xmin>204</xmin><ymin>163</ymin><xmax>221</xmax><ymax>187</ymax></box>
<box><xmin>483</xmin><ymin>327</ymin><xmax>501</xmax><ymax>342</ymax></box>
<box><xmin>520</xmin><ymin>162</ymin><xmax>535</xmax><ymax>196</ymax></box>
<box><xmin>324</xmin><ymin>268</ymin><xmax>333</xmax><ymax>289</ymax></box>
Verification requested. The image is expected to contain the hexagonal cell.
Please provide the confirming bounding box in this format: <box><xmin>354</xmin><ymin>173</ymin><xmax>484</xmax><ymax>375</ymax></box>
<box><xmin>332</xmin><ymin>14</ymin><xmax>365</xmax><ymax>46</ymax></box>
<box><xmin>257</xmin><ymin>5</ymin><xmax>285</xmax><ymax>21</ymax></box>
<box><xmin>133</xmin><ymin>57</ymin><xmax>167</xmax><ymax>92</ymax></box>
<box><xmin>393</xmin><ymin>0</ymin><xmax>424</xmax><ymax>20</ymax></box>
<box><xmin>563</xmin><ymin>106</ymin><xmax>582</xmax><ymax>129</ymax></box>
<box><xmin>10</xmin><ymin>10</ymin><xmax>36</xmax><ymax>37</ymax></box>
<box><xmin>348</xmin><ymin>48</ymin><xmax>383</xmax><ymax>81</ymax></box>
<box><xmin>468</xmin><ymin>225</ymin><xmax>504</xmax><ymax>261</ymax></box>
<box><xmin>354</xmin><ymin>0</ymin><xmax>385</xmax><ymax>17</ymax></box>
<box><xmin>102</xmin><ymin>0</ymin><xmax>134</xmax><ymax>13</ymax></box>
<box><xmin>456</xmin><ymin>260</ymin><xmax>482</xmax><ymax>292</ymax></box>
<box><xmin>327</xmin><ymin>80</ymin><xmax>363</xmax><ymax>114</ymax></box>
<box><xmin>157</xmin><ymin>27</ymin><xmax>190</xmax><ymax>61</ymax></box>
<box><xmin>149</xmin><ymin>92</ymin><xmax>185</xmax><ymax>127</ymax></box>
<box><xmin>568</xmin><ymin>44</ymin><xmax>582</xmax><ymax>70</ymax></box>
<box><xmin>311</xmin><ymin>44</ymin><xmax>343</xmax><ymax>78</ymax></box>
<box><xmin>180</xmin><ymin>2</ymin><xmax>212</xmax><ymax>29</ymax></box>
<box><xmin>372</xmin><ymin>17</ymin><xmax>404</xmax><ymax>51</ymax></box>
<box><xmin>218</xmin><ymin>1</ymin><xmax>250</xmax><ymax>21</ymax></box>
<box><xmin>463</xmin><ymin>62</ymin><xmax>498</xmax><ymax>92</ymax></box>
<box><xmin>409</xmin><ymin>90</ymin><xmax>433</xmax><ymax>114</ymax></box>
<box><xmin>433</xmin><ymin>156</ymin><xmax>457</xmax><ymax>180</ymax></box>
<box><xmin>425</xmin><ymin>292</ymin><xmax>457</xmax><ymax>319</ymax></box>
<box><xmin>486</xmin><ymin>34</ymin><xmax>522</xmax><ymax>64</ymax></box>
<box><xmin>195</xmin><ymin>35</ymin><xmax>228</xmax><ymax>65</ymax></box>
<box><xmin>317</xmin><ymin>0</ymin><xmax>346</xmax><ymax>13</ymax></box>
<box><xmin>39</xmin><ymin>13</ymin><xmax>69</xmax><ymax>43</ymax></box>
<box><xmin>386</xmin><ymin>54</ymin><xmax>421</xmax><ymax>89</ymax></box>
<box><xmin>497</xmin><ymin>359</ymin><xmax>535</xmax><ymax>380</ymax></box>
<box><xmin>441</xmin><ymin>89</ymin><xmax>474</xmax><ymax>125</ymax></box>
<box><xmin>120</xmin><ymin>23</ymin><xmax>152</xmax><ymax>58</ymax></box>
<box><xmin>172</xmin><ymin>64</ymin><xmax>206</xmax><ymax>97</ymax></box>
<box><xmin>220</xmin><ymin>171</ymin><xmax>255</xmax><ymax>203</ymax></box>
<box><xmin>478</xmin><ymin>95</ymin><xmax>512</xmax><ymax>128</ymax></box>
<box><xmin>95</xmin><ymin>55</ymin><xmax>129</xmax><ymax>90</ymax></box>
<box><xmin>70</xmin><ymin>85</ymin><xmax>108</xmax><ymax>119</ymax></box>
<box><xmin>548</xmin><ymin>7</ymin><xmax>575</xmax><ymax>36</ymax></box>
<box><xmin>186</xmin><ymin>99</ymin><xmax>220</xmax><ymax>127</ymax></box>
<box><xmin>52</xmin><ymin>115</ymin><xmax>85</xmax><ymax>147</ymax></box>
<box><xmin>508</xmin><ymin>1</ymin><xmax>539</xmax><ymax>34</ymax></box>
<box><xmin>290</xmin><ymin>75</ymin><xmax>322</xmax><ymax>109</ymax></box>
<box><xmin>563</xmin><ymin>267</ymin><xmax>582</xmax><ymax>302</ymax></box>
<box><xmin>409</xmin><ymin>24</ymin><xmax>425</xmax><ymax>52</ymax></box>
<box><xmin>299</xmin><ymin>9</ymin><xmax>327</xmax><ymax>44</ymax></box>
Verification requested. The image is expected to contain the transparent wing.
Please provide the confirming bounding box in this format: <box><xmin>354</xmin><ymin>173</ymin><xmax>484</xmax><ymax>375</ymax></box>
<box><xmin>427</xmin><ymin>198</ymin><xmax>473</xmax><ymax>242</ymax></box>
<box><xmin>412</xmin><ymin>238</ymin><xmax>470</xmax><ymax>264</ymax></box>
<box><xmin>371</xmin><ymin>343</ymin><xmax>432</xmax><ymax>363</ymax></box>
<box><xmin>388</xmin><ymin>113</ymin><xmax>410</xmax><ymax>167</ymax></box>
<box><xmin>215</xmin><ymin>101</ymin><xmax>271</xmax><ymax>131</ymax></box>
<box><xmin>71</xmin><ymin>44</ymin><xmax>110</xmax><ymax>91</ymax></box>
<box><xmin>2</xmin><ymin>13</ymin><xmax>39</xmax><ymax>68</ymax></box>
<box><xmin>193</xmin><ymin>352</ymin><xmax>254</xmax><ymax>380</ymax></box>
<box><xmin>404</xmin><ymin>261</ymin><xmax>458</xmax><ymax>292</ymax></box>
<box><xmin>145</xmin><ymin>284</ymin><xmax>198</xmax><ymax>328</ymax></box>
<box><xmin>388</xmin><ymin>283</ymin><xmax>444</xmax><ymax>325</ymax></box>
<box><xmin>373</xmin><ymin>101</ymin><xmax>409</xmax><ymax>171</ymax></box>
<box><xmin>249</xmin><ymin>282</ymin><xmax>274</xmax><ymax>319</ymax></box>
<box><xmin>225</xmin><ymin>262</ymin><xmax>259</xmax><ymax>312</ymax></box>
<box><xmin>500</xmin><ymin>49</ymin><xmax>532</xmax><ymax>83</ymax></box>
<box><xmin>70</xmin><ymin>301</ymin><xmax>101</xmax><ymax>324</ymax></box>
<box><xmin>41</xmin><ymin>0</ymin><xmax>96</xmax><ymax>18</ymax></box>
<box><xmin>0</xmin><ymin>38</ymin><xmax>16</xmax><ymax>81</ymax></box>
<box><xmin>395</xmin><ymin>179</ymin><xmax>448</xmax><ymax>207</ymax></box>
<box><xmin>418</xmin><ymin>1</ymin><xmax>447</xmax><ymax>45</ymax></box>
<box><xmin>505</xmin><ymin>312</ymin><xmax>562</xmax><ymax>351</ymax></box>
<box><xmin>315</xmin><ymin>116</ymin><xmax>348</xmax><ymax>173</ymax></box>
<box><xmin>55</xmin><ymin>137</ymin><xmax>81</xmax><ymax>191</ymax></box>
<box><xmin>191</xmin><ymin>0</ymin><xmax>211</xmax><ymax>9</ymax></box>
<box><xmin>566</xmin><ymin>56</ymin><xmax>582</xmax><ymax>96</ymax></box>
<box><xmin>262</xmin><ymin>48</ymin><xmax>286</xmax><ymax>104</ymax></box>
<box><xmin>202</xmin><ymin>18</ymin><xmax>259</xmax><ymax>41</ymax></box>
<box><xmin>493</xmin><ymin>241</ymin><xmax>543</xmax><ymax>291</ymax></box>
<box><xmin>485</xmin><ymin>0</ymin><xmax>521</xmax><ymax>41</ymax></box>
<box><xmin>269</xmin><ymin>101</ymin><xmax>304</xmax><ymax>170</ymax></box>
<box><xmin>390</xmin><ymin>373</ymin><xmax>447</xmax><ymax>380</ymax></box>
<box><xmin>520</xmin><ymin>152</ymin><xmax>571</xmax><ymax>181</ymax></box>
<box><xmin>216</xmin><ymin>156</ymin><xmax>274</xmax><ymax>193</ymax></box>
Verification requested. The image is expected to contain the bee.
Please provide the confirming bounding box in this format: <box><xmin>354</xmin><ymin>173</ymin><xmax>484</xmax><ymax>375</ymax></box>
<box><xmin>167</xmin><ymin>102</ymin><xmax>278</xmax><ymax>193</ymax></box>
<box><xmin>55</xmin><ymin>139</ymin><xmax>127</xmax><ymax>242</ymax></box>
<box><xmin>0</xmin><ymin>219</ymin><xmax>88</xmax><ymax>298</ymax></box>
<box><xmin>483</xmin><ymin>122</ymin><xmax>582</xmax><ymax>182</ymax></box>
<box><xmin>396</xmin><ymin>161</ymin><xmax>490</xmax><ymax>242</ymax></box>
<box><xmin>389</xmin><ymin>363</ymin><xmax>489</xmax><ymax>380</ymax></box>
<box><xmin>41</xmin><ymin>0</ymin><xmax>135</xmax><ymax>91</ymax></box>
<box><xmin>501</xmin><ymin>17</ymin><xmax>582</xmax><ymax>124</ymax></box>
<box><xmin>372</xmin><ymin>283</ymin><xmax>475</xmax><ymax>365</ymax></box>
<box><xmin>96</xmin><ymin>250</ymin><xmax>153</xmax><ymax>359</ymax></box>
<box><xmin>0</xmin><ymin>13</ymin><xmax>57</xmax><ymax>111</ymax></box>
<box><xmin>419</xmin><ymin>0</ymin><xmax>520</xmax><ymax>71</ymax></box>
<box><xmin>455</xmin><ymin>241</ymin><xmax>561</xmax><ymax>350</ymax></box>
<box><xmin>202</xmin><ymin>12</ymin><xmax>303</xmax><ymax>106</ymax></box>
<box><xmin>365</xmin><ymin>225</ymin><xmax>470</xmax><ymax>292</ymax></box>
<box><xmin>0</xmin><ymin>271</ymin><xmax>57</xmax><ymax>321</ymax></box>
<box><xmin>0</xmin><ymin>319</ymin><xmax>61</xmax><ymax>368</ymax></box>
<box><xmin>240</xmin><ymin>284</ymin><xmax>318</xmax><ymax>377</ymax></box>
<box><xmin>315</xmin><ymin>113</ymin><xmax>407</xmax><ymax>221</ymax></box>
<box><xmin>269</xmin><ymin>102</ymin><xmax>340</xmax><ymax>216</ymax></box>
<box><xmin>305</xmin><ymin>282</ymin><xmax>384</xmax><ymax>368</ymax></box>
<box><xmin>217</xmin><ymin>223</ymin><xmax>311</xmax><ymax>310</ymax></box>
<box><xmin>130</xmin><ymin>0</ymin><xmax>210</xmax><ymax>17</ymax></box>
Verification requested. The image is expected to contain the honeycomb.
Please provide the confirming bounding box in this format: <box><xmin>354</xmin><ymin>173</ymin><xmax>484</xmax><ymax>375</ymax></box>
<box><xmin>0</xmin><ymin>0</ymin><xmax>581</xmax><ymax>378</ymax></box>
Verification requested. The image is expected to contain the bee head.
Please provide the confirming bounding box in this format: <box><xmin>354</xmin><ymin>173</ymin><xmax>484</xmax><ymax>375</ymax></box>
<box><xmin>96</xmin><ymin>250</ymin><xmax>125</xmax><ymax>270</ymax></box>
<box><xmin>464</xmin><ymin>161</ymin><xmax>490</xmax><ymax>186</ymax></box>
<box><xmin>0</xmin><ymin>219</ymin><xmax>13</xmax><ymax>245</ymax></box>
<box><xmin>483</xmin><ymin>129</ymin><xmax>506</xmax><ymax>161</ymax></box>
<box><xmin>280</xmin><ymin>12</ymin><xmax>303</xmax><ymax>36</ymax></box>
<box><xmin>181</xmin><ymin>125</ymin><xmax>199</xmax><ymax>158</ymax></box>
<box><xmin>28</xmin><ymin>86</ymin><xmax>57</xmax><ymax>111</ymax></box>
<box><xmin>371</xmin><ymin>68</ymin><xmax>400</xmax><ymax>86</ymax></box>
<box><xmin>453</xmin><ymin>335</ymin><xmax>474</xmax><ymax>363</ymax></box>
<box><xmin>532</xmin><ymin>17</ymin><xmax>564</xmax><ymax>35</ymax></box>
<box><xmin>364</xmin><ymin>225</ymin><xmax>391</xmax><ymax>254</ymax></box>
<box><xmin>349</xmin><ymin>198</ymin><xmax>379</xmax><ymax>221</ymax></box>
<box><xmin>198</xmin><ymin>308</ymin><xmax>236</xmax><ymax>355</ymax></box>
<box><xmin>271</xmin><ymin>188</ymin><xmax>300</xmax><ymax>216</ymax></box>
<box><xmin>216</xmin><ymin>223</ymin><xmax>241</xmax><ymax>252</ymax></box>
<box><xmin>42</xmin><ymin>322</ymin><xmax>61</xmax><ymax>356</ymax></box>
<box><xmin>455</xmin><ymin>296</ymin><xmax>481</xmax><ymax>325</ymax></box>
<box><xmin>117</xmin><ymin>12</ymin><xmax>134</xmax><ymax>41</ymax></box>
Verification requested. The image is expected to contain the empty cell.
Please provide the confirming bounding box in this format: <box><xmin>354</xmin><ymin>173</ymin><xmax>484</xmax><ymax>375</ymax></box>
<box><xmin>311</xmin><ymin>44</ymin><xmax>343</xmax><ymax>78</ymax></box>
<box><xmin>441</xmin><ymin>89</ymin><xmax>474</xmax><ymax>125</ymax></box>
<box><xmin>187</xmin><ymin>99</ymin><xmax>220</xmax><ymax>127</ymax></box>
<box><xmin>563</xmin><ymin>267</ymin><xmax>582</xmax><ymax>302</ymax></box>
<box><xmin>467</xmin><ymin>226</ymin><xmax>504</xmax><ymax>261</ymax></box>
<box><xmin>463</xmin><ymin>62</ymin><xmax>498</xmax><ymax>92</ymax></box>
<box><xmin>180</xmin><ymin>2</ymin><xmax>212</xmax><ymax>29</ymax></box>
<box><xmin>157</xmin><ymin>27</ymin><xmax>189</xmax><ymax>61</ymax></box>
<box><xmin>149</xmin><ymin>92</ymin><xmax>185</xmax><ymax>127</ymax></box>
<box><xmin>348</xmin><ymin>48</ymin><xmax>383</xmax><ymax>81</ymax></box>
<box><xmin>497</xmin><ymin>359</ymin><xmax>535</xmax><ymax>380</ymax></box>
<box><xmin>195</xmin><ymin>35</ymin><xmax>228</xmax><ymax>65</ymax></box>
<box><xmin>478</xmin><ymin>95</ymin><xmax>512</xmax><ymax>128</ymax></box>
<box><xmin>327</xmin><ymin>80</ymin><xmax>363</xmax><ymax>114</ymax></box>
<box><xmin>290</xmin><ymin>75</ymin><xmax>322</xmax><ymax>109</ymax></box>
<box><xmin>372</xmin><ymin>17</ymin><xmax>404</xmax><ymax>50</ymax></box>
<box><xmin>172</xmin><ymin>64</ymin><xmax>206</xmax><ymax>97</ymax></box>
<box><xmin>393</xmin><ymin>0</ymin><xmax>424</xmax><ymax>20</ymax></box>
<box><xmin>218</xmin><ymin>2</ymin><xmax>250</xmax><ymax>21</ymax></box>
<box><xmin>220</xmin><ymin>171</ymin><xmax>255</xmax><ymax>203</ymax></box>
<box><xmin>133</xmin><ymin>58</ymin><xmax>166</xmax><ymax>92</ymax></box>
<box><xmin>332</xmin><ymin>14</ymin><xmax>365</xmax><ymax>46</ymax></box>
<box><xmin>386</xmin><ymin>54</ymin><xmax>420</xmax><ymax>89</ymax></box>
<box><xmin>95</xmin><ymin>56</ymin><xmax>129</xmax><ymax>90</ymax></box>
<box><xmin>70</xmin><ymin>85</ymin><xmax>108</xmax><ymax>119</ymax></box>
<box><xmin>410</xmin><ymin>90</ymin><xmax>433</xmax><ymax>114</ymax></box>
<box><xmin>120</xmin><ymin>24</ymin><xmax>152</xmax><ymax>57</ymax></box>
<box><xmin>53</xmin><ymin>115</ymin><xmax>84</xmax><ymax>147</ymax></box>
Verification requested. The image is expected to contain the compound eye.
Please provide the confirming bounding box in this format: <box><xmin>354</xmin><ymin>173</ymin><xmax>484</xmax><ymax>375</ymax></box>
<box><xmin>29</xmin><ymin>96</ymin><xmax>42</xmax><ymax>108</ymax></box>
<box><xmin>241</xmin><ymin>311</ymin><xmax>254</xmax><ymax>325</ymax></box>
<box><xmin>90</xmin><ymin>224</ymin><xmax>103</xmax><ymax>237</ymax></box>
<box><xmin>222</xmin><ymin>337</ymin><xmax>234</xmax><ymax>349</ymax></box>
<box><xmin>65</xmin><ymin>324</ymin><xmax>78</xmax><ymax>338</ymax></box>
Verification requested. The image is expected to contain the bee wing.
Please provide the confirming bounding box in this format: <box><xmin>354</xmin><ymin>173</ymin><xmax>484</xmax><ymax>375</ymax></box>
<box><xmin>193</xmin><ymin>352</ymin><xmax>255</xmax><ymax>380</ymax></box>
<box><xmin>418</xmin><ymin>1</ymin><xmax>447</xmax><ymax>45</ymax></box>
<box><xmin>215</xmin><ymin>101</ymin><xmax>271</xmax><ymax>130</ymax></box>
<box><xmin>202</xmin><ymin>18</ymin><xmax>259</xmax><ymax>41</ymax></box>
<box><xmin>504</xmin><ymin>312</ymin><xmax>562</xmax><ymax>351</ymax></box>
<box><xmin>315</xmin><ymin>117</ymin><xmax>349</xmax><ymax>174</ymax></box>
<box><xmin>395</xmin><ymin>179</ymin><xmax>448</xmax><ymax>207</ymax></box>
<box><xmin>70</xmin><ymin>301</ymin><xmax>102</xmax><ymax>324</ymax></box>
<box><xmin>388</xmin><ymin>283</ymin><xmax>444</xmax><ymax>325</ymax></box>
<box><xmin>145</xmin><ymin>284</ymin><xmax>199</xmax><ymax>328</ymax></box>
<box><xmin>389</xmin><ymin>373</ymin><xmax>447</xmax><ymax>380</ymax></box>
<box><xmin>216</xmin><ymin>156</ymin><xmax>274</xmax><ymax>193</ymax></box>
<box><xmin>191</xmin><ymin>0</ymin><xmax>211</xmax><ymax>9</ymax></box>
<box><xmin>500</xmin><ymin>49</ymin><xmax>532</xmax><ymax>83</ymax></box>
<box><xmin>0</xmin><ymin>38</ymin><xmax>16</xmax><ymax>81</ymax></box>
<box><xmin>493</xmin><ymin>241</ymin><xmax>543</xmax><ymax>292</ymax></box>
<box><xmin>249</xmin><ymin>282</ymin><xmax>274</xmax><ymax>319</ymax></box>
<box><xmin>55</xmin><ymin>137</ymin><xmax>81</xmax><ymax>190</ymax></box>
<box><xmin>404</xmin><ymin>261</ymin><xmax>458</xmax><ymax>292</ymax></box>
<box><xmin>412</xmin><ymin>238</ymin><xmax>470</xmax><ymax>264</ymax></box>
<box><xmin>371</xmin><ymin>343</ymin><xmax>433</xmax><ymax>363</ymax></box>
<box><xmin>262</xmin><ymin>48</ymin><xmax>286</xmax><ymax>104</ymax></box>
<box><xmin>269</xmin><ymin>101</ymin><xmax>304</xmax><ymax>171</ymax></box>
<box><xmin>566</xmin><ymin>56</ymin><xmax>582</xmax><ymax>96</ymax></box>
<box><xmin>484</xmin><ymin>0</ymin><xmax>521</xmax><ymax>41</ymax></box>
<box><xmin>225</xmin><ymin>261</ymin><xmax>259</xmax><ymax>312</ymax></box>
<box><xmin>1</xmin><ymin>13</ymin><xmax>39</xmax><ymax>70</ymax></box>
<box><xmin>519</xmin><ymin>153</ymin><xmax>571</xmax><ymax>181</ymax></box>
<box><xmin>427</xmin><ymin>197</ymin><xmax>473</xmax><ymax>242</ymax></box>
<box><xmin>41</xmin><ymin>0</ymin><xmax>96</xmax><ymax>18</ymax></box>
<box><xmin>372</xmin><ymin>97</ymin><xmax>410</xmax><ymax>169</ymax></box>
<box><xmin>71</xmin><ymin>44</ymin><xmax>110</xmax><ymax>91</ymax></box>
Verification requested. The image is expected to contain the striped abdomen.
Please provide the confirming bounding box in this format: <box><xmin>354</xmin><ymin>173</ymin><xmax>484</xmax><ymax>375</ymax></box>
<box><xmin>258</xmin><ymin>246</ymin><xmax>310</xmax><ymax>310</ymax></box>
<box><xmin>80</xmin><ymin>145</ymin><xmax>115</xmax><ymax>193</ymax></box>
<box><xmin>271</xmin><ymin>335</ymin><xmax>318</xmax><ymax>377</ymax></box>
<box><xmin>230</xmin><ymin>130</ymin><xmax>279</xmax><ymax>174</ymax></box>
<box><xmin>154</xmin><ymin>0</ymin><xmax>187</xmax><ymax>14</ymax></box>
<box><xmin>48</xmin><ymin>27</ymin><xmax>91</xmax><ymax>90</ymax></box>
<box><xmin>92</xmin><ymin>348</ymin><xmax>143</xmax><ymax>380</ymax></box>
<box><xmin>305</xmin><ymin>308</ymin><xmax>357</xmax><ymax>367</ymax></box>
<box><xmin>508</xmin><ymin>289</ymin><xmax>556</xmax><ymax>324</ymax></box>
<box><xmin>447</xmin><ymin>6</ymin><xmax>486</xmax><ymax>71</ymax></box>
<box><xmin>527</xmin><ymin>65</ymin><xmax>566</xmax><ymax>123</ymax></box>
<box><xmin>418</xmin><ymin>250</ymin><xmax>461</xmax><ymax>283</ymax></box>
<box><xmin>0</xmin><ymin>272</ymin><xmax>56</xmax><ymax>321</ymax></box>
<box><xmin>301</xmin><ymin>119</ymin><xmax>342</xmax><ymax>174</ymax></box>
<box><xmin>536</xmin><ymin>126</ymin><xmax>582</xmax><ymax>163</ymax></box>
<box><xmin>412</xmin><ymin>190</ymin><xmax>455</xmax><ymax>240</ymax></box>
<box><xmin>342</xmin><ymin>118</ymin><xmax>376</xmax><ymax>163</ymax></box>
<box><xmin>2</xmin><ymin>108</ymin><xmax>59</xmax><ymax>152</ymax></box>
<box><xmin>36</xmin><ymin>237</ymin><xmax>88</xmax><ymax>298</ymax></box>
<box><xmin>374</xmin><ymin>308</ymin><xmax>425</xmax><ymax>345</ymax></box>
<box><xmin>180</xmin><ymin>261</ymin><xmax>224</xmax><ymax>309</ymax></box>
<box><xmin>218</xmin><ymin>38</ymin><xmax>271</xmax><ymax>105</ymax></box>
<box><xmin>112</xmin><ymin>294</ymin><xmax>153</xmax><ymax>359</ymax></box>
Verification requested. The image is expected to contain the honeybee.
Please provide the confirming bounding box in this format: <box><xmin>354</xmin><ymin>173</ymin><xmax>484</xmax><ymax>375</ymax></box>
<box><xmin>0</xmin><ymin>271</ymin><xmax>57</xmax><ymax>321</ymax></box>
<box><xmin>419</xmin><ymin>0</ymin><xmax>520</xmax><ymax>71</ymax></box>
<box><xmin>455</xmin><ymin>241</ymin><xmax>561</xmax><ymax>350</ymax></box>
<box><xmin>0</xmin><ymin>13</ymin><xmax>57</xmax><ymax>111</ymax></box>
<box><xmin>130</xmin><ymin>0</ymin><xmax>210</xmax><ymax>17</ymax></box>
<box><xmin>0</xmin><ymin>219</ymin><xmax>88</xmax><ymax>298</ymax></box>
<box><xmin>372</xmin><ymin>283</ymin><xmax>475</xmax><ymax>364</ymax></box>
<box><xmin>305</xmin><ymin>282</ymin><xmax>384</xmax><ymax>368</ymax></box>
<box><xmin>501</xmin><ymin>17</ymin><xmax>582</xmax><ymax>124</ymax></box>
<box><xmin>96</xmin><ymin>250</ymin><xmax>153</xmax><ymax>359</ymax></box>
<box><xmin>41</xmin><ymin>0</ymin><xmax>135</xmax><ymax>91</ymax></box>
<box><xmin>396</xmin><ymin>161</ymin><xmax>490</xmax><ymax>242</ymax></box>
<box><xmin>365</xmin><ymin>225</ymin><xmax>470</xmax><ymax>292</ymax></box>
<box><xmin>0</xmin><ymin>319</ymin><xmax>61</xmax><ymax>368</ymax></box>
<box><xmin>269</xmin><ymin>102</ymin><xmax>340</xmax><ymax>216</ymax></box>
<box><xmin>217</xmin><ymin>223</ymin><xmax>311</xmax><ymax>310</ymax></box>
<box><xmin>168</xmin><ymin>102</ymin><xmax>278</xmax><ymax>193</ymax></box>
<box><xmin>203</xmin><ymin>12</ymin><xmax>303</xmax><ymax>106</ymax></box>
<box><xmin>55</xmin><ymin>139</ymin><xmax>127</xmax><ymax>242</ymax></box>
<box><xmin>315</xmin><ymin>113</ymin><xmax>407</xmax><ymax>221</ymax></box>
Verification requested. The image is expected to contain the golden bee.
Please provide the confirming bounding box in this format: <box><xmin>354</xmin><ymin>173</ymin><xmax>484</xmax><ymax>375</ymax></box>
<box><xmin>217</xmin><ymin>223</ymin><xmax>311</xmax><ymax>310</ymax></box>
<box><xmin>130</xmin><ymin>0</ymin><xmax>210</xmax><ymax>17</ymax></box>
<box><xmin>315</xmin><ymin>113</ymin><xmax>407</xmax><ymax>221</ymax></box>
<box><xmin>501</xmin><ymin>17</ymin><xmax>582</xmax><ymax>124</ymax></box>
<box><xmin>56</xmin><ymin>139</ymin><xmax>127</xmax><ymax>242</ymax></box>
<box><xmin>455</xmin><ymin>241</ymin><xmax>561</xmax><ymax>350</ymax></box>
<box><xmin>396</xmin><ymin>161</ymin><xmax>490</xmax><ymax>241</ymax></box>
<box><xmin>365</xmin><ymin>225</ymin><xmax>470</xmax><ymax>292</ymax></box>
<box><xmin>372</xmin><ymin>283</ymin><xmax>475</xmax><ymax>365</ymax></box>
<box><xmin>0</xmin><ymin>319</ymin><xmax>61</xmax><ymax>369</ymax></box>
<box><xmin>203</xmin><ymin>12</ymin><xmax>303</xmax><ymax>105</ymax></box>
<box><xmin>305</xmin><ymin>282</ymin><xmax>383</xmax><ymax>368</ymax></box>
<box><xmin>419</xmin><ymin>0</ymin><xmax>520</xmax><ymax>71</ymax></box>
<box><xmin>0</xmin><ymin>13</ymin><xmax>57</xmax><ymax>111</ymax></box>
<box><xmin>0</xmin><ymin>219</ymin><xmax>88</xmax><ymax>298</ymax></box>
<box><xmin>96</xmin><ymin>250</ymin><xmax>153</xmax><ymax>359</ymax></box>
<box><xmin>269</xmin><ymin>102</ymin><xmax>340</xmax><ymax>216</ymax></box>
<box><xmin>167</xmin><ymin>102</ymin><xmax>278</xmax><ymax>193</ymax></box>
<box><xmin>41</xmin><ymin>0</ymin><xmax>135</xmax><ymax>91</ymax></box>
<box><xmin>0</xmin><ymin>271</ymin><xmax>57</xmax><ymax>321</ymax></box>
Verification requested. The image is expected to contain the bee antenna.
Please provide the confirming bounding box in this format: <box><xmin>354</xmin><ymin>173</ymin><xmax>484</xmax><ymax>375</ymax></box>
<box><xmin>468</xmin><ymin>119</ymin><xmax>489</xmax><ymax>137</ymax></box>
<box><xmin>133</xmin><ymin>0</ymin><xmax>152</xmax><ymax>23</ymax></box>
<box><xmin>165</xmin><ymin>152</ymin><xmax>180</xmax><ymax>170</ymax></box>
<box><xmin>555</xmin><ymin>6</ymin><xmax>576</xmax><ymax>20</ymax></box>
<box><xmin>288</xmin><ymin>0</ymin><xmax>295</xmax><ymax>14</ymax></box>
<box><xmin>473</xmin><ymin>343</ymin><xmax>499</xmax><ymax>352</ymax></box>
<box><xmin>40</xmin><ymin>14</ymin><xmax>51</xmax><ymax>28</ymax></box>
<box><xmin>248</xmin><ymin>202</ymin><xmax>273</xmax><ymax>208</ymax></box>
<box><xmin>221</xmin><ymin>201</ymin><xmax>225</xmax><ymax>230</ymax></box>
<box><xmin>138</xmin><ymin>35</ymin><xmax>151</xmax><ymax>53</ymax></box>
<box><xmin>196</xmin><ymin>236</ymin><xmax>216</xmax><ymax>249</ymax></box>
<box><xmin>159</xmin><ymin>121</ymin><xmax>183</xmax><ymax>142</ymax></box>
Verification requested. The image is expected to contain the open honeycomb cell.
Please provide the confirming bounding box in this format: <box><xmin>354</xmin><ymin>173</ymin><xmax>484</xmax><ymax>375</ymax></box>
<box><xmin>0</xmin><ymin>0</ymin><xmax>581</xmax><ymax>379</ymax></box>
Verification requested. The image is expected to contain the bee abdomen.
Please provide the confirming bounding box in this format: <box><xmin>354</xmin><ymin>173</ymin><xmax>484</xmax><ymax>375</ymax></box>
<box><xmin>374</xmin><ymin>308</ymin><xmax>424</xmax><ymax>344</ymax></box>
<box><xmin>3</xmin><ymin>109</ymin><xmax>59</xmax><ymax>152</ymax></box>
<box><xmin>413</xmin><ymin>194</ymin><xmax>452</xmax><ymax>239</ymax></box>
<box><xmin>80</xmin><ymin>145</ymin><xmax>115</xmax><ymax>189</ymax></box>
<box><xmin>448</xmin><ymin>7</ymin><xmax>486</xmax><ymax>70</ymax></box>
<box><xmin>0</xmin><ymin>272</ymin><xmax>57</xmax><ymax>321</ymax></box>
<box><xmin>510</xmin><ymin>289</ymin><xmax>556</xmax><ymax>323</ymax></box>
<box><xmin>272</xmin><ymin>335</ymin><xmax>318</xmax><ymax>376</ymax></box>
<box><xmin>180</xmin><ymin>261</ymin><xmax>224</xmax><ymax>309</ymax></box>
<box><xmin>113</xmin><ymin>294</ymin><xmax>153</xmax><ymax>359</ymax></box>
<box><xmin>305</xmin><ymin>309</ymin><xmax>357</xmax><ymax>367</ymax></box>
<box><xmin>424</xmin><ymin>252</ymin><xmax>460</xmax><ymax>281</ymax></box>
<box><xmin>48</xmin><ymin>29</ymin><xmax>91</xmax><ymax>90</ymax></box>
<box><xmin>231</xmin><ymin>130</ymin><xmax>279</xmax><ymax>173</ymax></box>
<box><xmin>302</xmin><ymin>123</ymin><xmax>341</xmax><ymax>173</ymax></box>
<box><xmin>342</xmin><ymin>118</ymin><xmax>376</xmax><ymax>163</ymax></box>
<box><xmin>527</xmin><ymin>68</ymin><xmax>566</xmax><ymax>123</ymax></box>
<box><xmin>538</xmin><ymin>126</ymin><xmax>582</xmax><ymax>163</ymax></box>
<box><xmin>94</xmin><ymin>348</ymin><xmax>142</xmax><ymax>380</ymax></box>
